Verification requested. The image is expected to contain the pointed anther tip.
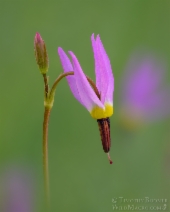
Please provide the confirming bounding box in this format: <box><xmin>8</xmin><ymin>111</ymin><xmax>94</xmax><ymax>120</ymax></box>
<box><xmin>107</xmin><ymin>153</ymin><xmax>113</xmax><ymax>165</ymax></box>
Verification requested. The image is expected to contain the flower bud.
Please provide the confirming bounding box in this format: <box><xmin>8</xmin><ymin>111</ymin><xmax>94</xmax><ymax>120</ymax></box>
<box><xmin>34</xmin><ymin>32</ymin><xmax>48</xmax><ymax>74</ymax></box>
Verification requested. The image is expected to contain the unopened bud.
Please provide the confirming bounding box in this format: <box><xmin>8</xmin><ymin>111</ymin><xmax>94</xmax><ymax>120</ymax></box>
<box><xmin>34</xmin><ymin>32</ymin><xmax>48</xmax><ymax>74</ymax></box>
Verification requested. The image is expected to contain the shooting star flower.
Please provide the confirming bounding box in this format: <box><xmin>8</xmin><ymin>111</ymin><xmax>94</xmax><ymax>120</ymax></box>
<box><xmin>58</xmin><ymin>34</ymin><xmax>114</xmax><ymax>163</ymax></box>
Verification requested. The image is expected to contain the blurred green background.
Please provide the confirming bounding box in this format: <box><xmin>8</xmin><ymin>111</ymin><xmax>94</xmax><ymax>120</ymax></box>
<box><xmin>0</xmin><ymin>0</ymin><xmax>170</xmax><ymax>211</ymax></box>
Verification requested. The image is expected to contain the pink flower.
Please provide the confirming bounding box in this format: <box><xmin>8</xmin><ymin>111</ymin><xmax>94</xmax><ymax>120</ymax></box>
<box><xmin>0</xmin><ymin>166</ymin><xmax>35</xmax><ymax>212</ymax></box>
<box><xmin>120</xmin><ymin>53</ymin><xmax>170</xmax><ymax>129</ymax></box>
<box><xmin>58</xmin><ymin>34</ymin><xmax>114</xmax><ymax>163</ymax></box>
<box><xmin>58</xmin><ymin>34</ymin><xmax>114</xmax><ymax>119</ymax></box>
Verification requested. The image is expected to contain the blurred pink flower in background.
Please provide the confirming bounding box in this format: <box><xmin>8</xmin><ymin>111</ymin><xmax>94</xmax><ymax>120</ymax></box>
<box><xmin>119</xmin><ymin>52</ymin><xmax>170</xmax><ymax>130</ymax></box>
<box><xmin>0</xmin><ymin>166</ymin><xmax>35</xmax><ymax>212</ymax></box>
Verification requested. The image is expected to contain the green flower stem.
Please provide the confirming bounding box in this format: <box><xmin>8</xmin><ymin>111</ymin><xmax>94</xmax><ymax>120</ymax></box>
<box><xmin>42</xmin><ymin>71</ymin><xmax>99</xmax><ymax>210</ymax></box>
<box><xmin>49</xmin><ymin>71</ymin><xmax>74</xmax><ymax>100</ymax></box>
<box><xmin>43</xmin><ymin>106</ymin><xmax>51</xmax><ymax>210</ymax></box>
<box><xmin>42</xmin><ymin>73</ymin><xmax>50</xmax><ymax>210</ymax></box>
<box><xmin>49</xmin><ymin>71</ymin><xmax>100</xmax><ymax>100</ymax></box>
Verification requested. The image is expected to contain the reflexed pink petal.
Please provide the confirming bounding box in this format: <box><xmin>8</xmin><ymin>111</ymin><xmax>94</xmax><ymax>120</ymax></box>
<box><xmin>96</xmin><ymin>35</ymin><xmax>114</xmax><ymax>104</ymax></box>
<box><xmin>68</xmin><ymin>51</ymin><xmax>104</xmax><ymax>111</ymax></box>
<box><xmin>91</xmin><ymin>34</ymin><xmax>101</xmax><ymax>93</ymax></box>
<box><xmin>58</xmin><ymin>47</ymin><xmax>83</xmax><ymax>105</ymax></box>
<box><xmin>95</xmin><ymin>36</ymin><xmax>109</xmax><ymax>104</ymax></box>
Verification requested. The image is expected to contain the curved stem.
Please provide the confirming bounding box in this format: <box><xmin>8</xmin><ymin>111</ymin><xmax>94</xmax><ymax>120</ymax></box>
<box><xmin>49</xmin><ymin>71</ymin><xmax>100</xmax><ymax>99</ymax></box>
<box><xmin>43</xmin><ymin>107</ymin><xmax>51</xmax><ymax>210</ymax></box>
<box><xmin>49</xmin><ymin>71</ymin><xmax>74</xmax><ymax>99</ymax></box>
<box><xmin>42</xmin><ymin>71</ymin><xmax>99</xmax><ymax>210</ymax></box>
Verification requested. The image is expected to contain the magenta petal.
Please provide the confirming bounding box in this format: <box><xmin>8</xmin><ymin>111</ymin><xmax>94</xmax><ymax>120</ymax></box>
<box><xmin>68</xmin><ymin>51</ymin><xmax>104</xmax><ymax>111</ymax></box>
<box><xmin>58</xmin><ymin>47</ymin><xmax>83</xmax><ymax>105</ymax></box>
<box><xmin>121</xmin><ymin>53</ymin><xmax>170</xmax><ymax>122</ymax></box>
<box><xmin>122</xmin><ymin>55</ymin><xmax>165</xmax><ymax>109</ymax></box>
<box><xmin>95</xmin><ymin>36</ymin><xmax>108</xmax><ymax>104</ymax></box>
<box><xmin>96</xmin><ymin>35</ymin><xmax>114</xmax><ymax>104</ymax></box>
<box><xmin>141</xmin><ymin>87</ymin><xmax>170</xmax><ymax>121</ymax></box>
<box><xmin>91</xmin><ymin>34</ymin><xmax>101</xmax><ymax>93</ymax></box>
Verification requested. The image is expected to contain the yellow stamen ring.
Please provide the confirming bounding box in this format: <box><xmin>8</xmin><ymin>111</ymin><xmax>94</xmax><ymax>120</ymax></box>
<box><xmin>90</xmin><ymin>103</ymin><xmax>114</xmax><ymax>119</ymax></box>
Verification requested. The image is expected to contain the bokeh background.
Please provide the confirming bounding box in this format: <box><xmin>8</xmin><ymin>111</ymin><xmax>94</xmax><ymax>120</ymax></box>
<box><xmin>0</xmin><ymin>0</ymin><xmax>170</xmax><ymax>211</ymax></box>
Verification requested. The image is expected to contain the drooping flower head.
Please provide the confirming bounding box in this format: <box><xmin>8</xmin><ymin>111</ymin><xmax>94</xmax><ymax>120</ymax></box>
<box><xmin>120</xmin><ymin>52</ymin><xmax>170</xmax><ymax>130</ymax></box>
<box><xmin>58</xmin><ymin>34</ymin><xmax>114</xmax><ymax>119</ymax></box>
<box><xmin>58</xmin><ymin>34</ymin><xmax>114</xmax><ymax>163</ymax></box>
